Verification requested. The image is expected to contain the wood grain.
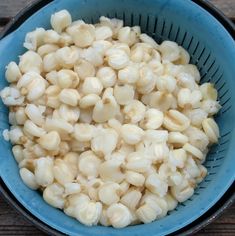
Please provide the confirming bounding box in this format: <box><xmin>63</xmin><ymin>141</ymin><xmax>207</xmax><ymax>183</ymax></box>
<box><xmin>210</xmin><ymin>0</ymin><xmax>235</xmax><ymax>20</ymax></box>
<box><xmin>0</xmin><ymin>0</ymin><xmax>234</xmax><ymax>235</ymax></box>
<box><xmin>0</xmin><ymin>0</ymin><xmax>234</xmax><ymax>23</ymax></box>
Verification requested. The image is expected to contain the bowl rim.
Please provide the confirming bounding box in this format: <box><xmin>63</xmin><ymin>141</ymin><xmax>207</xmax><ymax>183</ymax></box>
<box><xmin>0</xmin><ymin>0</ymin><xmax>234</xmax><ymax>235</ymax></box>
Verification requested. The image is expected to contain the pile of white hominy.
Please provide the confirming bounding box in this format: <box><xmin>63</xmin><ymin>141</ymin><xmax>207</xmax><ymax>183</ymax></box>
<box><xmin>0</xmin><ymin>9</ymin><xmax>221</xmax><ymax>228</ymax></box>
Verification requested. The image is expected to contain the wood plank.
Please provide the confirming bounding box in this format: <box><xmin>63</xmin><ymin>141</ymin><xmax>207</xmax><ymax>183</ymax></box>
<box><xmin>0</xmin><ymin>0</ymin><xmax>34</xmax><ymax>19</ymax></box>
<box><xmin>210</xmin><ymin>0</ymin><xmax>235</xmax><ymax>20</ymax></box>
<box><xmin>0</xmin><ymin>0</ymin><xmax>234</xmax><ymax>20</ymax></box>
<box><xmin>0</xmin><ymin>196</ymin><xmax>46</xmax><ymax>235</ymax></box>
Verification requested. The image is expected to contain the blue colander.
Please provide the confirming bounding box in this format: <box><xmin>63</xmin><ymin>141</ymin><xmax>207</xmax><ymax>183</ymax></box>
<box><xmin>0</xmin><ymin>0</ymin><xmax>234</xmax><ymax>235</ymax></box>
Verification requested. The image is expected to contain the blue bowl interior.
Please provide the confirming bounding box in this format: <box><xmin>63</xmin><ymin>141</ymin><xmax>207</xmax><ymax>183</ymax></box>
<box><xmin>0</xmin><ymin>0</ymin><xmax>234</xmax><ymax>235</ymax></box>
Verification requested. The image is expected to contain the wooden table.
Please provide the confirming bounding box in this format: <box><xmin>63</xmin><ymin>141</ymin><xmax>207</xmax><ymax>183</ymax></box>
<box><xmin>0</xmin><ymin>0</ymin><xmax>234</xmax><ymax>235</ymax></box>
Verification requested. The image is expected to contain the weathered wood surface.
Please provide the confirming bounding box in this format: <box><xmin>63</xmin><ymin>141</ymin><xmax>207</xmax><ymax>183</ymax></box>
<box><xmin>0</xmin><ymin>0</ymin><xmax>234</xmax><ymax>235</ymax></box>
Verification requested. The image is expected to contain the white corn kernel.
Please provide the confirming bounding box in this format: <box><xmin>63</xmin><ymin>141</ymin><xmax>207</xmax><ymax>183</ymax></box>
<box><xmin>79</xmin><ymin>94</ymin><xmax>100</xmax><ymax>109</ymax></box>
<box><xmin>45</xmin><ymin>118</ymin><xmax>73</xmax><ymax>134</ymax></box>
<box><xmin>175</xmin><ymin>46</ymin><xmax>190</xmax><ymax>65</ymax></box>
<box><xmin>92</xmin><ymin>40</ymin><xmax>112</xmax><ymax>55</ymax></box>
<box><xmin>184</xmin><ymin>126</ymin><xmax>209</xmax><ymax>151</ymax></box>
<box><xmin>98</xmin><ymin>160</ymin><xmax>124</xmax><ymax>183</ymax></box>
<box><xmin>44</xmin><ymin>30</ymin><xmax>61</xmax><ymax>44</ymax></box>
<box><xmin>53</xmin><ymin>159</ymin><xmax>75</xmax><ymax>185</ymax></box>
<box><xmin>98</xmin><ymin>182</ymin><xmax>121</xmax><ymax>205</ymax></box>
<box><xmin>177</xmin><ymin>88</ymin><xmax>202</xmax><ymax>108</ymax></box>
<box><xmin>137</xmin><ymin>65</ymin><xmax>156</xmax><ymax>88</ymax></box>
<box><xmin>153</xmin><ymin>142</ymin><xmax>170</xmax><ymax>163</ymax></box>
<box><xmin>64</xmin><ymin>183</ymin><xmax>81</xmax><ymax>196</ymax></box>
<box><xmin>126</xmin><ymin>152</ymin><xmax>151</xmax><ymax>173</ymax></box>
<box><xmin>34</xmin><ymin>157</ymin><xmax>54</xmax><ymax>187</ymax></box>
<box><xmin>140</xmin><ymin>108</ymin><xmax>163</xmax><ymax>130</ymax></box>
<box><xmin>179</xmin><ymin>64</ymin><xmax>201</xmax><ymax>82</ymax></box>
<box><xmin>136</xmin><ymin>199</ymin><xmax>162</xmax><ymax>223</ymax></box>
<box><xmin>69</xmin><ymin>24</ymin><xmax>95</xmax><ymax>48</ymax></box>
<box><xmin>118</xmin><ymin>64</ymin><xmax>139</xmax><ymax>84</ymax></box>
<box><xmin>8</xmin><ymin>126</ymin><xmax>24</xmax><ymax>144</ymax></box>
<box><xmin>156</xmin><ymin>75</ymin><xmax>176</xmax><ymax>93</ymax></box>
<box><xmin>201</xmin><ymin>100</ymin><xmax>221</xmax><ymax>116</ymax></box>
<box><xmin>168</xmin><ymin>132</ymin><xmax>188</xmax><ymax>147</ymax></box>
<box><xmin>15</xmin><ymin>107</ymin><xmax>27</xmax><ymax>125</ymax></box>
<box><xmin>184</xmin><ymin>108</ymin><xmax>207</xmax><ymax>127</ymax></box>
<box><xmin>159</xmin><ymin>41</ymin><xmax>180</xmax><ymax>63</ymax></box>
<box><xmin>43</xmin><ymin>183</ymin><xmax>65</xmax><ymax>209</ymax></box>
<box><xmin>63</xmin><ymin>152</ymin><xmax>79</xmax><ymax>177</ymax></box>
<box><xmin>74</xmin><ymin>123</ymin><xmax>95</xmax><ymax>142</ymax></box>
<box><xmin>149</xmin><ymin>91</ymin><xmax>174</xmax><ymax>112</ymax></box>
<box><xmin>165</xmin><ymin>194</ymin><xmax>178</xmax><ymax>211</ymax></box>
<box><xmin>121</xmin><ymin>124</ymin><xmax>144</xmax><ymax>145</ymax></box>
<box><xmin>12</xmin><ymin>145</ymin><xmax>24</xmax><ymax>163</ymax></box>
<box><xmin>163</xmin><ymin>110</ymin><xmax>190</xmax><ymax>132</ymax></box>
<box><xmin>145</xmin><ymin>130</ymin><xmax>169</xmax><ymax>143</ymax></box>
<box><xmin>55</xmin><ymin>46</ymin><xmax>79</xmax><ymax>69</ymax></box>
<box><xmin>82</xmin><ymin>77</ymin><xmax>103</xmax><ymax>95</ymax></box>
<box><xmin>118</xmin><ymin>26</ymin><xmax>138</xmax><ymax>46</ymax></box>
<box><xmin>114</xmin><ymin>84</ymin><xmax>134</xmax><ymax>105</ymax></box>
<box><xmin>58</xmin><ymin>104</ymin><xmax>80</xmax><ymax>123</ymax></box>
<box><xmin>38</xmin><ymin>131</ymin><xmax>61</xmax><ymax>151</ymax></box>
<box><xmin>139</xmin><ymin>33</ymin><xmax>159</xmax><ymax>49</ymax></box>
<box><xmin>37</xmin><ymin>44</ymin><xmax>59</xmax><ymax>58</ymax></box>
<box><xmin>51</xmin><ymin>10</ymin><xmax>72</xmax><ymax>33</ymax></box>
<box><xmin>184</xmin><ymin>156</ymin><xmax>201</xmax><ymax>178</ymax></box>
<box><xmin>145</xmin><ymin>173</ymin><xmax>168</xmax><ymax>197</ymax></box>
<box><xmin>19</xmin><ymin>51</ymin><xmax>42</xmax><ymax>74</ymax></box>
<box><xmin>105</xmin><ymin>48</ymin><xmax>129</xmax><ymax>70</ymax></box>
<box><xmin>177</xmin><ymin>72</ymin><xmax>198</xmax><ymax>90</ymax></box>
<box><xmin>120</xmin><ymin>189</ymin><xmax>142</xmax><ymax>210</ymax></box>
<box><xmin>79</xmin><ymin>108</ymin><xmax>93</xmax><ymax>124</ymax></box>
<box><xmin>200</xmin><ymin>83</ymin><xmax>218</xmax><ymax>100</ymax></box>
<box><xmin>5</xmin><ymin>62</ymin><xmax>22</xmax><ymax>83</ymax></box>
<box><xmin>75</xmin><ymin>201</ymin><xmax>102</xmax><ymax>226</ymax></box>
<box><xmin>92</xmin><ymin>88</ymin><xmax>119</xmax><ymax>123</ymax></box>
<box><xmin>140</xmin><ymin>193</ymin><xmax>168</xmax><ymax>219</ymax></box>
<box><xmin>25</xmin><ymin>104</ymin><xmax>44</xmax><ymax>126</ymax></box>
<box><xmin>24</xmin><ymin>28</ymin><xmax>45</xmax><ymax>50</ymax></box>
<box><xmin>125</xmin><ymin>170</ymin><xmax>145</xmax><ymax>187</ymax></box>
<box><xmin>81</xmin><ymin>47</ymin><xmax>103</xmax><ymax>67</ymax></box>
<box><xmin>91</xmin><ymin>128</ymin><xmax>118</xmax><ymax>156</ymax></box>
<box><xmin>99</xmin><ymin>16</ymin><xmax>123</xmax><ymax>37</ymax></box>
<box><xmin>106</xmin><ymin>203</ymin><xmax>132</xmax><ymax>228</ymax></box>
<box><xmin>183</xmin><ymin>143</ymin><xmax>204</xmax><ymax>160</ymax></box>
<box><xmin>168</xmin><ymin>149</ymin><xmax>187</xmax><ymax>168</ymax></box>
<box><xmin>0</xmin><ymin>87</ymin><xmax>24</xmax><ymax>106</ymax></box>
<box><xmin>60</xmin><ymin>32</ymin><xmax>73</xmax><ymax>46</ymax></box>
<box><xmin>171</xmin><ymin>179</ymin><xmax>194</xmax><ymax>202</ymax></box>
<box><xmin>43</xmin><ymin>52</ymin><xmax>60</xmax><ymax>72</ymax></box>
<box><xmin>57</xmin><ymin>69</ymin><xmax>79</xmax><ymax>89</ymax></box>
<box><xmin>112</xmin><ymin>42</ymin><xmax>131</xmax><ymax>55</ymax></box>
<box><xmin>96</xmin><ymin>67</ymin><xmax>117</xmax><ymax>88</ymax></box>
<box><xmin>202</xmin><ymin>118</ymin><xmax>219</xmax><ymax>143</ymax></box>
<box><xmin>95</xmin><ymin>26</ymin><xmax>113</xmax><ymax>40</ymax></box>
<box><xmin>64</xmin><ymin>193</ymin><xmax>90</xmax><ymax>217</ymax></box>
<box><xmin>24</xmin><ymin>120</ymin><xmax>46</xmax><ymax>137</ymax></box>
<box><xmin>78</xmin><ymin>151</ymin><xmax>101</xmax><ymax>178</ymax></box>
<box><xmin>99</xmin><ymin>207</ymin><xmax>111</xmax><ymax>226</ymax></box>
<box><xmin>123</xmin><ymin>100</ymin><xmax>146</xmax><ymax>123</ymax></box>
<box><xmin>74</xmin><ymin>59</ymin><xmax>95</xmax><ymax>80</ymax></box>
<box><xmin>19</xmin><ymin>168</ymin><xmax>39</xmax><ymax>190</ymax></box>
<box><xmin>59</xmin><ymin>89</ymin><xmax>80</xmax><ymax>106</ymax></box>
<box><xmin>17</xmin><ymin>72</ymin><xmax>46</xmax><ymax>101</ymax></box>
